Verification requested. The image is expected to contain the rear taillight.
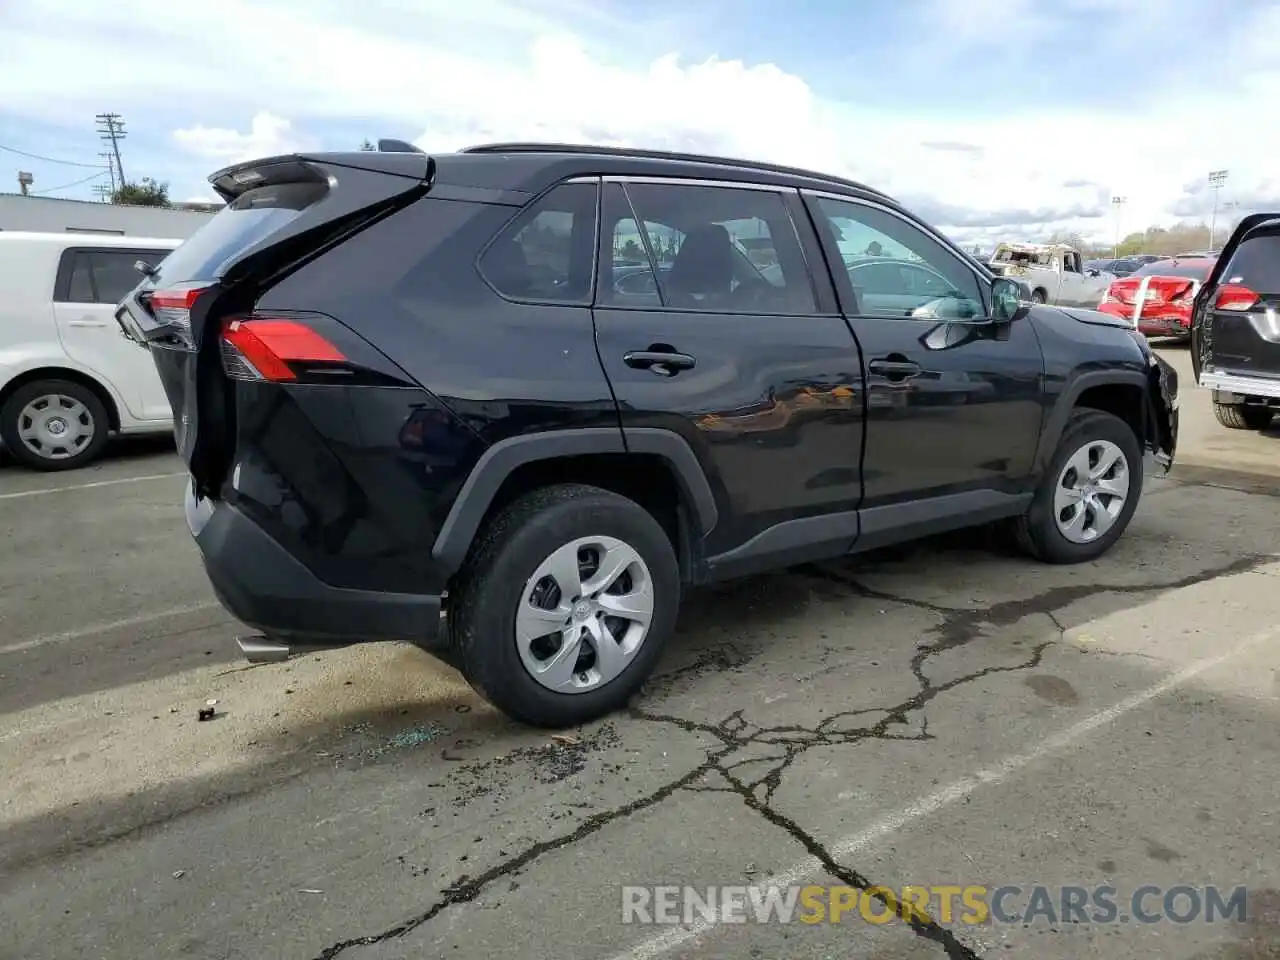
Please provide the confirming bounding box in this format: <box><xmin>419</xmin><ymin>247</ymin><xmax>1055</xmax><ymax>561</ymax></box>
<box><xmin>149</xmin><ymin>286</ymin><xmax>211</xmax><ymax>343</ymax></box>
<box><xmin>220</xmin><ymin>316</ymin><xmax>347</xmax><ymax>381</ymax></box>
<box><xmin>1101</xmin><ymin>284</ymin><xmax>1120</xmax><ymax>304</ymax></box>
<box><xmin>1214</xmin><ymin>284</ymin><xmax>1260</xmax><ymax>312</ymax></box>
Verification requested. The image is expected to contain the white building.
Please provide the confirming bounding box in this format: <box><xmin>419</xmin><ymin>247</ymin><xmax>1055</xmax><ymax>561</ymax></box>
<box><xmin>0</xmin><ymin>193</ymin><xmax>218</xmax><ymax>239</ymax></box>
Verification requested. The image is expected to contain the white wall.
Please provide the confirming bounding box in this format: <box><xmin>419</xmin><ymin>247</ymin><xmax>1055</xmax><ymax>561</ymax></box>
<box><xmin>0</xmin><ymin>194</ymin><xmax>216</xmax><ymax>240</ymax></box>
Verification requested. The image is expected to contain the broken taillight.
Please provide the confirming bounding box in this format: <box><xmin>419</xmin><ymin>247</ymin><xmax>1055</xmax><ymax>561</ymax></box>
<box><xmin>1214</xmin><ymin>283</ymin><xmax>1260</xmax><ymax>312</ymax></box>
<box><xmin>219</xmin><ymin>316</ymin><xmax>347</xmax><ymax>381</ymax></box>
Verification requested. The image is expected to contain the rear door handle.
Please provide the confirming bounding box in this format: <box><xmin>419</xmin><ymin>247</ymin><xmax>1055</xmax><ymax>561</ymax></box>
<box><xmin>623</xmin><ymin>350</ymin><xmax>696</xmax><ymax>375</ymax></box>
<box><xmin>868</xmin><ymin>359</ymin><xmax>921</xmax><ymax>377</ymax></box>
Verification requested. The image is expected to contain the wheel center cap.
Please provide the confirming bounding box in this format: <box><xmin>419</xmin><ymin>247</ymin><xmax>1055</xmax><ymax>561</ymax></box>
<box><xmin>572</xmin><ymin>600</ymin><xmax>592</xmax><ymax>622</ymax></box>
<box><xmin>47</xmin><ymin>418</ymin><xmax>67</xmax><ymax>436</ymax></box>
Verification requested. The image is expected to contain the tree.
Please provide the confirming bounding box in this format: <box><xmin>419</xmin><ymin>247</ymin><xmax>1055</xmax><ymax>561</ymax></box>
<box><xmin>360</xmin><ymin>139</ymin><xmax>376</xmax><ymax>151</ymax></box>
<box><xmin>113</xmin><ymin>177</ymin><xmax>170</xmax><ymax>207</ymax></box>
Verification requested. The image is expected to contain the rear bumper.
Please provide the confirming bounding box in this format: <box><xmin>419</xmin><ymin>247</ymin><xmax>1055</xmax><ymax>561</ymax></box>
<box><xmin>185</xmin><ymin>483</ymin><xmax>443</xmax><ymax>647</ymax></box>
<box><xmin>1199</xmin><ymin>370</ymin><xmax>1280</xmax><ymax>401</ymax></box>
<box><xmin>1097</xmin><ymin>302</ymin><xmax>1191</xmax><ymax>335</ymax></box>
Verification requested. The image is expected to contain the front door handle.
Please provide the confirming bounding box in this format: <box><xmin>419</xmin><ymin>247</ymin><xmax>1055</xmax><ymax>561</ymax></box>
<box><xmin>68</xmin><ymin>319</ymin><xmax>108</xmax><ymax>328</ymax></box>
<box><xmin>868</xmin><ymin>358</ymin><xmax>921</xmax><ymax>378</ymax></box>
<box><xmin>623</xmin><ymin>350</ymin><xmax>696</xmax><ymax>375</ymax></box>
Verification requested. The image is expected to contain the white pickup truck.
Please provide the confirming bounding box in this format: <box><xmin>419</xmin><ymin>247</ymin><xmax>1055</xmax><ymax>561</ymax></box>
<box><xmin>987</xmin><ymin>242</ymin><xmax>1114</xmax><ymax>307</ymax></box>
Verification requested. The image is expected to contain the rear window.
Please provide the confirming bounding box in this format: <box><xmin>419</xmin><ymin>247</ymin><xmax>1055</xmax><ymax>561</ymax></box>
<box><xmin>155</xmin><ymin>182</ymin><xmax>327</xmax><ymax>283</ymax></box>
<box><xmin>1133</xmin><ymin>259</ymin><xmax>1214</xmax><ymax>280</ymax></box>
<box><xmin>1222</xmin><ymin>235</ymin><xmax>1280</xmax><ymax>292</ymax></box>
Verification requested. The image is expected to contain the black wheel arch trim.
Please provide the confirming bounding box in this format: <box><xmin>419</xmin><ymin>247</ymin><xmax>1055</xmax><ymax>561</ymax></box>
<box><xmin>431</xmin><ymin>426</ymin><xmax>718</xmax><ymax>574</ymax></box>
<box><xmin>1033</xmin><ymin>368</ymin><xmax>1151</xmax><ymax>473</ymax></box>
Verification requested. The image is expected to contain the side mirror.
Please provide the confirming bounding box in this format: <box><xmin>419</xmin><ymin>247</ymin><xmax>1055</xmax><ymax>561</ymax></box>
<box><xmin>991</xmin><ymin>277</ymin><xmax>1027</xmax><ymax>322</ymax></box>
<box><xmin>1087</xmin><ymin>268</ymin><xmax>1100</xmax><ymax>277</ymax></box>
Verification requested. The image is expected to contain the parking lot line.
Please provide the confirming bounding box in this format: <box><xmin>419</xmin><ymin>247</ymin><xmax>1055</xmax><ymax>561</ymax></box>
<box><xmin>609</xmin><ymin>624</ymin><xmax>1279</xmax><ymax>960</ymax></box>
<box><xmin>0</xmin><ymin>471</ymin><xmax>186</xmax><ymax>501</ymax></box>
<box><xmin>0</xmin><ymin>601</ymin><xmax>222</xmax><ymax>656</ymax></box>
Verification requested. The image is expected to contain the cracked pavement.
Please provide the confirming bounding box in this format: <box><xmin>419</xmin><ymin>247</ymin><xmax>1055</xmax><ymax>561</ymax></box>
<box><xmin>3</xmin><ymin>347</ymin><xmax>1280</xmax><ymax>960</ymax></box>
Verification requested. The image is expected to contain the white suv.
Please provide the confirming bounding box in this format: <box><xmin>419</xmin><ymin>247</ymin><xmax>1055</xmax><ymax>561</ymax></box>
<box><xmin>0</xmin><ymin>231</ymin><xmax>181</xmax><ymax>470</ymax></box>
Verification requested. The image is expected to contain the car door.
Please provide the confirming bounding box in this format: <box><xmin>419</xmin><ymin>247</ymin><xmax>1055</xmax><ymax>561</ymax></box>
<box><xmin>1190</xmin><ymin>213</ymin><xmax>1280</xmax><ymax>384</ymax></box>
<box><xmin>802</xmin><ymin>190</ymin><xmax>1044</xmax><ymax>532</ymax></box>
<box><xmin>52</xmin><ymin>247</ymin><xmax>174</xmax><ymax>423</ymax></box>
<box><xmin>591</xmin><ymin>177</ymin><xmax>865</xmax><ymax>570</ymax></box>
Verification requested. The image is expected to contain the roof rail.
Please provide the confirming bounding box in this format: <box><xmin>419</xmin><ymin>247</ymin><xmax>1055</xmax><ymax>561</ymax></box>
<box><xmin>460</xmin><ymin>142</ymin><xmax>890</xmax><ymax>199</ymax></box>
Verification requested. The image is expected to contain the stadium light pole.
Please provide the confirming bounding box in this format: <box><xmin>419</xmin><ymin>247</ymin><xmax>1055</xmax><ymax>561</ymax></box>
<box><xmin>1111</xmin><ymin>196</ymin><xmax>1126</xmax><ymax>257</ymax></box>
<box><xmin>1208</xmin><ymin>169</ymin><xmax>1229</xmax><ymax>251</ymax></box>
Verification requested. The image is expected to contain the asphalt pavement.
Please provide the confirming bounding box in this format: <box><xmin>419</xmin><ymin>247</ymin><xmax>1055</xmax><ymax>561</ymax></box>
<box><xmin>2</xmin><ymin>346</ymin><xmax>1279</xmax><ymax>960</ymax></box>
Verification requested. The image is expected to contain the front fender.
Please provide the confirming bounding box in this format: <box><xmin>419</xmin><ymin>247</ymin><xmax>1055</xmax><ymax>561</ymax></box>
<box><xmin>1032</xmin><ymin>362</ymin><xmax>1176</xmax><ymax>477</ymax></box>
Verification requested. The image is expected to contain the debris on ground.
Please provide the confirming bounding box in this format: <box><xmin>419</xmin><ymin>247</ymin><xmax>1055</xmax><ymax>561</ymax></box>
<box><xmin>197</xmin><ymin>707</ymin><xmax>215</xmax><ymax>722</ymax></box>
<box><xmin>172</xmin><ymin>870</ymin><xmax>185</xmax><ymax>879</ymax></box>
<box><xmin>299</xmin><ymin>889</ymin><xmax>323</xmax><ymax>895</ymax></box>
<box><xmin>551</xmin><ymin>734</ymin><xmax>581</xmax><ymax>746</ymax></box>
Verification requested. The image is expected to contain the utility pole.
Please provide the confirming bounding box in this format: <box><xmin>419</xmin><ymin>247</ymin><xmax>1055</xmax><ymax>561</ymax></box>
<box><xmin>1207</xmin><ymin>169</ymin><xmax>1228</xmax><ymax>251</ymax></box>
<box><xmin>95</xmin><ymin>113</ymin><xmax>127</xmax><ymax>187</ymax></box>
<box><xmin>1111</xmin><ymin>196</ymin><xmax>1126</xmax><ymax>257</ymax></box>
<box><xmin>98</xmin><ymin>151</ymin><xmax>118</xmax><ymax>193</ymax></box>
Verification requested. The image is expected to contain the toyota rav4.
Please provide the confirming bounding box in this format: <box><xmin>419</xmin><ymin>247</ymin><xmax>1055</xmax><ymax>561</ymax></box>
<box><xmin>117</xmin><ymin>142</ymin><xmax>1179</xmax><ymax>728</ymax></box>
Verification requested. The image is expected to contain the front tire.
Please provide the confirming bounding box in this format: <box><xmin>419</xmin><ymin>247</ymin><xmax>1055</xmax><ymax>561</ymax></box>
<box><xmin>447</xmin><ymin>483</ymin><xmax>680</xmax><ymax>728</ymax></box>
<box><xmin>1014</xmin><ymin>409</ymin><xmax>1143</xmax><ymax>564</ymax></box>
<box><xmin>1213</xmin><ymin>401</ymin><xmax>1272</xmax><ymax>430</ymax></box>
<box><xmin>0</xmin><ymin>379</ymin><xmax>110</xmax><ymax>471</ymax></box>
<box><xmin>1031</xmin><ymin>289</ymin><xmax>1047</xmax><ymax>304</ymax></box>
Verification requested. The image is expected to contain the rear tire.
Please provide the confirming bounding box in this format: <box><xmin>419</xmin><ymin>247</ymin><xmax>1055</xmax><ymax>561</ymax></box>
<box><xmin>1031</xmin><ymin>289</ymin><xmax>1047</xmax><ymax>304</ymax></box>
<box><xmin>0</xmin><ymin>378</ymin><xmax>110</xmax><ymax>471</ymax></box>
<box><xmin>1213</xmin><ymin>401</ymin><xmax>1272</xmax><ymax>430</ymax></box>
<box><xmin>447</xmin><ymin>483</ymin><xmax>679</xmax><ymax>728</ymax></box>
<box><xmin>1014</xmin><ymin>409</ymin><xmax>1142</xmax><ymax>564</ymax></box>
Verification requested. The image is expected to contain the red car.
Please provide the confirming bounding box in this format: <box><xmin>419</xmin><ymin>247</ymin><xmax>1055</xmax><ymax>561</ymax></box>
<box><xmin>1097</xmin><ymin>256</ymin><xmax>1216</xmax><ymax>339</ymax></box>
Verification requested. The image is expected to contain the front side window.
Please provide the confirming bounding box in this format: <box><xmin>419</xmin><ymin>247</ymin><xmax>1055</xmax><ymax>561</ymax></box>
<box><xmin>811</xmin><ymin>196</ymin><xmax>985</xmax><ymax>319</ymax></box>
<box><xmin>598</xmin><ymin>181</ymin><xmax>818</xmax><ymax>315</ymax></box>
<box><xmin>479</xmin><ymin>181</ymin><xmax>598</xmax><ymax>304</ymax></box>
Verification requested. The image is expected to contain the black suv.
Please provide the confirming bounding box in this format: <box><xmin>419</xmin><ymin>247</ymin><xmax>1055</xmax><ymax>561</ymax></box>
<box><xmin>1190</xmin><ymin>213</ymin><xmax>1280</xmax><ymax>430</ymax></box>
<box><xmin>117</xmin><ymin>143</ymin><xmax>1179</xmax><ymax>728</ymax></box>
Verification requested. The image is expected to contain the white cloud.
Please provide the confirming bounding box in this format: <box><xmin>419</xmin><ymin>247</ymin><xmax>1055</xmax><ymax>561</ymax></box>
<box><xmin>4</xmin><ymin>0</ymin><xmax>1280</xmax><ymax>245</ymax></box>
<box><xmin>173</xmin><ymin>112</ymin><xmax>314</xmax><ymax>166</ymax></box>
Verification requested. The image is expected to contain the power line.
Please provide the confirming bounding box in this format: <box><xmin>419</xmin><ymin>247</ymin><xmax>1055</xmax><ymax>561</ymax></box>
<box><xmin>0</xmin><ymin>142</ymin><xmax>107</xmax><ymax>168</ymax></box>
<box><xmin>30</xmin><ymin>169</ymin><xmax>111</xmax><ymax>195</ymax></box>
<box><xmin>95</xmin><ymin>113</ymin><xmax>127</xmax><ymax>186</ymax></box>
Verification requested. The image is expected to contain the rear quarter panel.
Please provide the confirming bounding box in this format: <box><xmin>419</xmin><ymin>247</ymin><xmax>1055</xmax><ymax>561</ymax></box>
<box><xmin>254</xmin><ymin>196</ymin><xmax>620</xmax><ymax>446</ymax></box>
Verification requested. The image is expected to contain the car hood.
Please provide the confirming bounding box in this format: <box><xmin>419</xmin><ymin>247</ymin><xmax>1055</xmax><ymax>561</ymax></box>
<box><xmin>1042</xmin><ymin>305</ymin><xmax>1134</xmax><ymax>329</ymax></box>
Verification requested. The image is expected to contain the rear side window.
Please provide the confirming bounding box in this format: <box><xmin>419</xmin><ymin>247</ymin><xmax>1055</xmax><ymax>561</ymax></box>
<box><xmin>479</xmin><ymin>181</ymin><xmax>598</xmax><ymax>304</ymax></box>
<box><xmin>155</xmin><ymin>181</ymin><xmax>327</xmax><ymax>283</ymax></box>
<box><xmin>1223</xmin><ymin>235</ymin><xmax>1280</xmax><ymax>292</ymax></box>
<box><xmin>58</xmin><ymin>249</ymin><xmax>172</xmax><ymax>304</ymax></box>
<box><xmin>597</xmin><ymin>180</ymin><xmax>818</xmax><ymax>314</ymax></box>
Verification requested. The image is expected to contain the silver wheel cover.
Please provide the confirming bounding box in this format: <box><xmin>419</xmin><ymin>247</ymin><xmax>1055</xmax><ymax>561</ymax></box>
<box><xmin>1053</xmin><ymin>438</ymin><xmax>1130</xmax><ymax>544</ymax></box>
<box><xmin>17</xmin><ymin>394</ymin><xmax>96</xmax><ymax>461</ymax></box>
<box><xmin>515</xmin><ymin>535</ymin><xmax>655</xmax><ymax>694</ymax></box>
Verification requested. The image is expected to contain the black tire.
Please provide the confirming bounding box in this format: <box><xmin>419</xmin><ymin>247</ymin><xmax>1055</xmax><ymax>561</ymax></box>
<box><xmin>447</xmin><ymin>483</ymin><xmax>680</xmax><ymax>728</ymax></box>
<box><xmin>1031</xmin><ymin>289</ymin><xmax>1047</xmax><ymax>304</ymax></box>
<box><xmin>1014</xmin><ymin>409</ymin><xmax>1143</xmax><ymax>564</ymax></box>
<box><xmin>1213</xmin><ymin>401</ymin><xmax>1272</xmax><ymax>430</ymax></box>
<box><xmin>0</xmin><ymin>378</ymin><xmax>111</xmax><ymax>472</ymax></box>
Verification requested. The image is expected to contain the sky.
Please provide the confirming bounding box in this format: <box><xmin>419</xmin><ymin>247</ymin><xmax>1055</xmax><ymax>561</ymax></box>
<box><xmin>3</xmin><ymin>0</ymin><xmax>1279</xmax><ymax>248</ymax></box>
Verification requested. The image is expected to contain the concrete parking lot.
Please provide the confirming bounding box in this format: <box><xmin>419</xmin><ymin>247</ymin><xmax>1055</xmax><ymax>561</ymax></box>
<box><xmin>2</xmin><ymin>345</ymin><xmax>1278</xmax><ymax>960</ymax></box>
